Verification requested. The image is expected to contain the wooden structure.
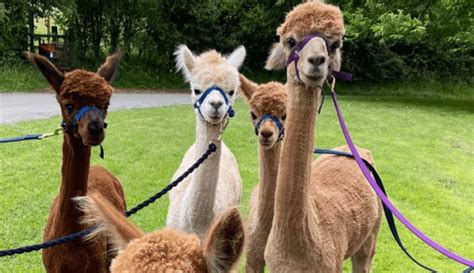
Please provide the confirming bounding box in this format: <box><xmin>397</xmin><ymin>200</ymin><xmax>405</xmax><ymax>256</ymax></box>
<box><xmin>28</xmin><ymin>13</ymin><xmax>73</xmax><ymax>71</ymax></box>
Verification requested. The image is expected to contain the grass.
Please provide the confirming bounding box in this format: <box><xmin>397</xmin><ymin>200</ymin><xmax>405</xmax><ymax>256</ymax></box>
<box><xmin>0</xmin><ymin>63</ymin><xmax>49</xmax><ymax>92</ymax></box>
<box><xmin>0</xmin><ymin>62</ymin><xmax>188</xmax><ymax>92</ymax></box>
<box><xmin>0</xmin><ymin>95</ymin><xmax>473</xmax><ymax>272</ymax></box>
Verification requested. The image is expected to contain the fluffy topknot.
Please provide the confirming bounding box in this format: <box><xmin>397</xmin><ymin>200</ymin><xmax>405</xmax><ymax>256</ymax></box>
<box><xmin>59</xmin><ymin>70</ymin><xmax>113</xmax><ymax>105</ymax></box>
<box><xmin>277</xmin><ymin>1</ymin><xmax>345</xmax><ymax>41</ymax></box>
<box><xmin>249</xmin><ymin>82</ymin><xmax>287</xmax><ymax>117</ymax></box>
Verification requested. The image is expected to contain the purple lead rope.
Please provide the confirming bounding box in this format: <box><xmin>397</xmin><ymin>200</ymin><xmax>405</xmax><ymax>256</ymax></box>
<box><xmin>330</xmin><ymin>89</ymin><xmax>474</xmax><ymax>267</ymax></box>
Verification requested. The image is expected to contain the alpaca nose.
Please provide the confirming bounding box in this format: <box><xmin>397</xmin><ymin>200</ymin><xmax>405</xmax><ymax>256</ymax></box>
<box><xmin>87</xmin><ymin>111</ymin><xmax>104</xmax><ymax>136</ymax></box>
<box><xmin>88</xmin><ymin>121</ymin><xmax>104</xmax><ymax>136</ymax></box>
<box><xmin>209</xmin><ymin>100</ymin><xmax>223</xmax><ymax>110</ymax></box>
<box><xmin>307</xmin><ymin>55</ymin><xmax>326</xmax><ymax>67</ymax></box>
<box><xmin>260</xmin><ymin>129</ymin><xmax>273</xmax><ymax>139</ymax></box>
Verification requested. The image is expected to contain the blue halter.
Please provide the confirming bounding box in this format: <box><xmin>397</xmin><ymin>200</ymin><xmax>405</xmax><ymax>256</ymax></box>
<box><xmin>193</xmin><ymin>86</ymin><xmax>235</xmax><ymax>120</ymax></box>
<box><xmin>61</xmin><ymin>105</ymin><xmax>107</xmax><ymax>132</ymax></box>
<box><xmin>255</xmin><ymin>114</ymin><xmax>285</xmax><ymax>141</ymax></box>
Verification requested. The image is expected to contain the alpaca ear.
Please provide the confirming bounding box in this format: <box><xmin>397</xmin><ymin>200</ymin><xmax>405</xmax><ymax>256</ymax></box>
<box><xmin>239</xmin><ymin>74</ymin><xmax>258</xmax><ymax>100</ymax></box>
<box><xmin>175</xmin><ymin>44</ymin><xmax>195</xmax><ymax>82</ymax></box>
<box><xmin>98</xmin><ymin>50</ymin><xmax>122</xmax><ymax>83</ymax></box>
<box><xmin>329</xmin><ymin>39</ymin><xmax>343</xmax><ymax>71</ymax></box>
<box><xmin>204</xmin><ymin>208</ymin><xmax>245</xmax><ymax>273</ymax></box>
<box><xmin>74</xmin><ymin>192</ymin><xmax>144</xmax><ymax>251</ymax></box>
<box><xmin>265</xmin><ymin>43</ymin><xmax>287</xmax><ymax>70</ymax></box>
<box><xmin>25</xmin><ymin>52</ymin><xmax>64</xmax><ymax>94</ymax></box>
<box><xmin>226</xmin><ymin>45</ymin><xmax>246</xmax><ymax>69</ymax></box>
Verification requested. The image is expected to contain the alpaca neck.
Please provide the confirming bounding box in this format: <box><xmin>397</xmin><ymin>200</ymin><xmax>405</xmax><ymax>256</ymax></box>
<box><xmin>273</xmin><ymin>79</ymin><xmax>322</xmax><ymax>234</ymax></box>
<box><xmin>185</xmin><ymin>117</ymin><xmax>223</xmax><ymax>234</ymax></box>
<box><xmin>255</xmin><ymin>143</ymin><xmax>281</xmax><ymax>225</ymax></box>
<box><xmin>56</xmin><ymin>134</ymin><xmax>91</xmax><ymax>232</ymax></box>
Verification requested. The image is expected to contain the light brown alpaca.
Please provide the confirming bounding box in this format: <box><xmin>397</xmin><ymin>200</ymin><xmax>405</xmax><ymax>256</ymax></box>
<box><xmin>74</xmin><ymin>192</ymin><xmax>244</xmax><ymax>272</ymax></box>
<box><xmin>239</xmin><ymin>75</ymin><xmax>287</xmax><ymax>273</ymax></box>
<box><xmin>27</xmin><ymin>52</ymin><xmax>127</xmax><ymax>273</ymax></box>
<box><xmin>263</xmin><ymin>2</ymin><xmax>382</xmax><ymax>272</ymax></box>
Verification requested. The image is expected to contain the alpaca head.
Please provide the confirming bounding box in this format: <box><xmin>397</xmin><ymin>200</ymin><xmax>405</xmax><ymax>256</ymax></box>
<box><xmin>175</xmin><ymin>45</ymin><xmax>246</xmax><ymax>125</ymax></box>
<box><xmin>265</xmin><ymin>1</ymin><xmax>345</xmax><ymax>87</ymax></box>
<box><xmin>27</xmin><ymin>52</ymin><xmax>121</xmax><ymax>146</ymax></box>
<box><xmin>240</xmin><ymin>75</ymin><xmax>287</xmax><ymax>149</ymax></box>
<box><xmin>76</xmin><ymin>193</ymin><xmax>245</xmax><ymax>273</ymax></box>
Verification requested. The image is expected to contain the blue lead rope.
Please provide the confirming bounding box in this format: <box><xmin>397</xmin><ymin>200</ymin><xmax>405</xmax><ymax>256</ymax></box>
<box><xmin>0</xmin><ymin>134</ymin><xmax>43</xmax><ymax>143</ymax></box>
<box><xmin>314</xmin><ymin>148</ymin><xmax>437</xmax><ymax>272</ymax></box>
<box><xmin>0</xmin><ymin>128</ymin><xmax>63</xmax><ymax>144</ymax></box>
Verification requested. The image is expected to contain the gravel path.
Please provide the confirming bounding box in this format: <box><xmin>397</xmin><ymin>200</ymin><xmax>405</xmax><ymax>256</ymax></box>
<box><xmin>0</xmin><ymin>92</ymin><xmax>190</xmax><ymax>124</ymax></box>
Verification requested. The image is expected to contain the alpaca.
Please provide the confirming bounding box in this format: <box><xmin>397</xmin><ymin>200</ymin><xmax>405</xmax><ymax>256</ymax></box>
<box><xmin>166</xmin><ymin>45</ymin><xmax>245</xmax><ymax>239</ymax></box>
<box><xmin>263</xmin><ymin>2</ymin><xmax>382</xmax><ymax>272</ymax></box>
<box><xmin>239</xmin><ymin>75</ymin><xmax>287</xmax><ymax>273</ymax></box>
<box><xmin>27</xmin><ymin>52</ymin><xmax>127</xmax><ymax>273</ymax></box>
<box><xmin>74</xmin><ymin>192</ymin><xmax>244</xmax><ymax>273</ymax></box>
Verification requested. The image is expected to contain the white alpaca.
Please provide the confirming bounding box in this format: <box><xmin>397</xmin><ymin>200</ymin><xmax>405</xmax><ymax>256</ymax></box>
<box><xmin>166</xmin><ymin>45</ymin><xmax>245</xmax><ymax>239</ymax></box>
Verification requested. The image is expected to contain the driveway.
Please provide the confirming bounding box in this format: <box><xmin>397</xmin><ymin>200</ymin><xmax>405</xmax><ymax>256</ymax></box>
<box><xmin>0</xmin><ymin>92</ymin><xmax>190</xmax><ymax>124</ymax></box>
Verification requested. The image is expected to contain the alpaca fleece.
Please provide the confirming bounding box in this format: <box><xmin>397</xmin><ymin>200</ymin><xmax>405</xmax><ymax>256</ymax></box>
<box><xmin>111</xmin><ymin>230</ymin><xmax>207</xmax><ymax>272</ymax></box>
<box><xmin>277</xmin><ymin>1</ymin><xmax>345</xmax><ymax>41</ymax></box>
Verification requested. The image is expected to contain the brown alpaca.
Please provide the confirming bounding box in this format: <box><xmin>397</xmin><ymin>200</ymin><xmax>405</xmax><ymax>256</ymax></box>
<box><xmin>239</xmin><ymin>75</ymin><xmax>287</xmax><ymax>273</ymax></box>
<box><xmin>263</xmin><ymin>1</ymin><xmax>382</xmax><ymax>272</ymax></box>
<box><xmin>27</xmin><ymin>52</ymin><xmax>127</xmax><ymax>273</ymax></box>
<box><xmin>74</xmin><ymin>192</ymin><xmax>245</xmax><ymax>273</ymax></box>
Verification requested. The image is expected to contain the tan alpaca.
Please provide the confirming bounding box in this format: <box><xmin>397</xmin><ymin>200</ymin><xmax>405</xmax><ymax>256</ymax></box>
<box><xmin>239</xmin><ymin>75</ymin><xmax>287</xmax><ymax>273</ymax></box>
<box><xmin>166</xmin><ymin>45</ymin><xmax>245</xmax><ymax>239</ymax></box>
<box><xmin>263</xmin><ymin>2</ymin><xmax>382</xmax><ymax>272</ymax></box>
<box><xmin>27</xmin><ymin>52</ymin><xmax>127</xmax><ymax>272</ymax></box>
<box><xmin>75</xmin><ymin>192</ymin><xmax>244</xmax><ymax>273</ymax></box>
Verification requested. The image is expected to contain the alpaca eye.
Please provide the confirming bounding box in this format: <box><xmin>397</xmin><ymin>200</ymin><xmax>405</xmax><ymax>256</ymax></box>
<box><xmin>250</xmin><ymin>112</ymin><xmax>257</xmax><ymax>120</ymax></box>
<box><xmin>228</xmin><ymin>90</ymin><xmax>235</xmax><ymax>96</ymax></box>
<box><xmin>194</xmin><ymin>89</ymin><xmax>202</xmax><ymax>95</ymax></box>
<box><xmin>282</xmin><ymin>114</ymin><xmax>287</xmax><ymax>121</ymax></box>
<box><xmin>65</xmin><ymin>104</ymin><xmax>74</xmax><ymax>113</ymax></box>
<box><xmin>330</xmin><ymin>40</ymin><xmax>342</xmax><ymax>53</ymax></box>
<box><xmin>286</xmin><ymin>37</ymin><xmax>296</xmax><ymax>48</ymax></box>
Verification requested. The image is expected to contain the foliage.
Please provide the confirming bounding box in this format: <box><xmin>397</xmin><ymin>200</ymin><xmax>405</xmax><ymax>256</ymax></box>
<box><xmin>0</xmin><ymin>0</ymin><xmax>29</xmax><ymax>64</ymax></box>
<box><xmin>0</xmin><ymin>0</ymin><xmax>473</xmax><ymax>83</ymax></box>
<box><xmin>337</xmin><ymin>0</ymin><xmax>474</xmax><ymax>81</ymax></box>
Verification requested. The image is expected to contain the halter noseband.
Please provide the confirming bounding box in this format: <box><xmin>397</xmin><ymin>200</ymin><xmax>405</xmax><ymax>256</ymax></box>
<box><xmin>61</xmin><ymin>105</ymin><xmax>107</xmax><ymax>132</ymax></box>
<box><xmin>193</xmin><ymin>86</ymin><xmax>235</xmax><ymax>121</ymax></box>
<box><xmin>286</xmin><ymin>33</ymin><xmax>352</xmax><ymax>83</ymax></box>
<box><xmin>255</xmin><ymin>114</ymin><xmax>285</xmax><ymax>141</ymax></box>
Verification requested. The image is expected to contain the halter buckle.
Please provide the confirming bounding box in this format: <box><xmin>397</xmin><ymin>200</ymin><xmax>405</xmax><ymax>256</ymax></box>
<box><xmin>39</xmin><ymin>127</ymin><xmax>64</xmax><ymax>139</ymax></box>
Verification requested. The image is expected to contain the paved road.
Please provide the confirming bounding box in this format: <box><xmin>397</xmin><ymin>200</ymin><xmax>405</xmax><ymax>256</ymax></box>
<box><xmin>0</xmin><ymin>92</ymin><xmax>190</xmax><ymax>124</ymax></box>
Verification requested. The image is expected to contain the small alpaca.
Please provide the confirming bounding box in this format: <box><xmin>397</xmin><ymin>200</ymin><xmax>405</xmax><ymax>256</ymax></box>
<box><xmin>239</xmin><ymin>75</ymin><xmax>287</xmax><ymax>273</ymax></box>
<box><xmin>75</xmin><ymin>192</ymin><xmax>244</xmax><ymax>273</ymax></box>
<box><xmin>166</xmin><ymin>45</ymin><xmax>245</xmax><ymax>239</ymax></box>
<box><xmin>263</xmin><ymin>1</ymin><xmax>382</xmax><ymax>272</ymax></box>
<box><xmin>27</xmin><ymin>52</ymin><xmax>127</xmax><ymax>273</ymax></box>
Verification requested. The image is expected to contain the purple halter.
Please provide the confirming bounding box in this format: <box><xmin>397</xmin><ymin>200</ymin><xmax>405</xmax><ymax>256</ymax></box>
<box><xmin>286</xmin><ymin>33</ymin><xmax>352</xmax><ymax>82</ymax></box>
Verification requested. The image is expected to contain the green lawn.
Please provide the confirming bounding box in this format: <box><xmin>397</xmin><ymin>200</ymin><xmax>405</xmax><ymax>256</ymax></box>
<box><xmin>0</xmin><ymin>96</ymin><xmax>473</xmax><ymax>272</ymax></box>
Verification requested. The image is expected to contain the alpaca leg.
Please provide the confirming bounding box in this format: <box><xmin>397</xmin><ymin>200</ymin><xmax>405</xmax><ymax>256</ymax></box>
<box><xmin>351</xmin><ymin>230</ymin><xmax>379</xmax><ymax>273</ymax></box>
<box><xmin>245</xmin><ymin>231</ymin><xmax>266</xmax><ymax>273</ymax></box>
